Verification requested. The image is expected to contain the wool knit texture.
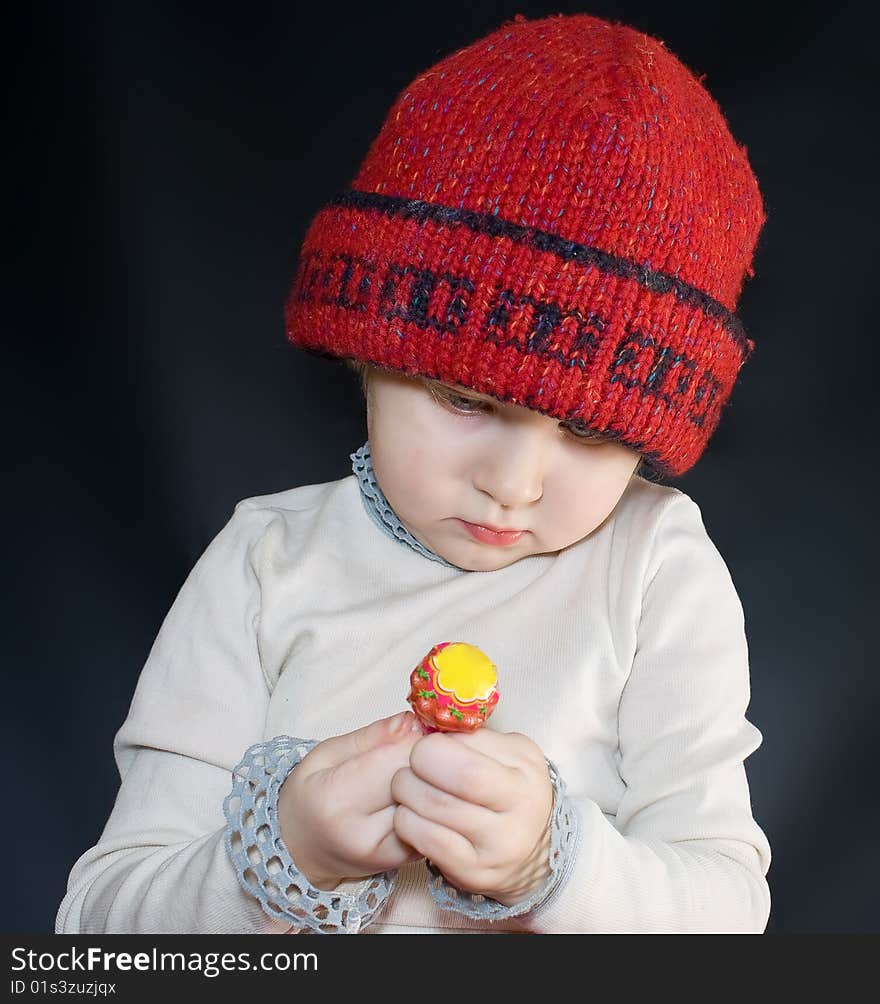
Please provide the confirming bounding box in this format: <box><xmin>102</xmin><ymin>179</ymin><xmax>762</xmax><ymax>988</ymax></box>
<box><xmin>284</xmin><ymin>12</ymin><xmax>765</xmax><ymax>478</ymax></box>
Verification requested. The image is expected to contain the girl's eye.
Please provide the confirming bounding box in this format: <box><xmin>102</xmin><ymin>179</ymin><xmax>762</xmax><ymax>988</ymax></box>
<box><xmin>435</xmin><ymin>388</ymin><xmax>604</xmax><ymax>444</ymax></box>
<box><xmin>444</xmin><ymin>392</ymin><xmax>487</xmax><ymax>413</ymax></box>
<box><xmin>564</xmin><ymin>424</ymin><xmax>604</xmax><ymax>443</ymax></box>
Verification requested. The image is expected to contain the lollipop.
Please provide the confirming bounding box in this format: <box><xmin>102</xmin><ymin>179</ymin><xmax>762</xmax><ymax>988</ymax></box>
<box><xmin>407</xmin><ymin>642</ymin><xmax>500</xmax><ymax>734</ymax></box>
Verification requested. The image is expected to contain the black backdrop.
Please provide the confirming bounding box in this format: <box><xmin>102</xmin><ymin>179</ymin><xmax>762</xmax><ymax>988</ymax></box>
<box><xmin>8</xmin><ymin>1</ymin><xmax>877</xmax><ymax>933</ymax></box>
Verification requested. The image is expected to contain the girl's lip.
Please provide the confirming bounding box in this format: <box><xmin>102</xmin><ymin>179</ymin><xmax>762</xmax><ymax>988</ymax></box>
<box><xmin>459</xmin><ymin>519</ymin><xmax>526</xmax><ymax>546</ymax></box>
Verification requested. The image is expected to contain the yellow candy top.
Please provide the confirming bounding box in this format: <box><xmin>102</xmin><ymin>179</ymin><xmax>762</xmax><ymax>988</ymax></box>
<box><xmin>433</xmin><ymin>643</ymin><xmax>497</xmax><ymax>703</ymax></box>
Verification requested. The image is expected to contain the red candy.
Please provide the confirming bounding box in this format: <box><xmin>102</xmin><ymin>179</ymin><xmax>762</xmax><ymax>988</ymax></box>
<box><xmin>406</xmin><ymin>641</ymin><xmax>500</xmax><ymax>734</ymax></box>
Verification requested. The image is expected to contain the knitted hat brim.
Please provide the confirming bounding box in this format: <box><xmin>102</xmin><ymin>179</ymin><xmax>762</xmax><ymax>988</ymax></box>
<box><xmin>285</xmin><ymin>190</ymin><xmax>754</xmax><ymax>479</ymax></box>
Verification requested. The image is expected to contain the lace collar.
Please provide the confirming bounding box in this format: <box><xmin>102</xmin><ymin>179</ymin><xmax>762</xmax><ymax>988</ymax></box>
<box><xmin>350</xmin><ymin>442</ymin><xmax>462</xmax><ymax>570</ymax></box>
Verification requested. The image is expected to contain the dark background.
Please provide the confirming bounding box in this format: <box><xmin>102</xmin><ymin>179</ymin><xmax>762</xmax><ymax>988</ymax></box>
<box><xmin>8</xmin><ymin>1</ymin><xmax>876</xmax><ymax>932</ymax></box>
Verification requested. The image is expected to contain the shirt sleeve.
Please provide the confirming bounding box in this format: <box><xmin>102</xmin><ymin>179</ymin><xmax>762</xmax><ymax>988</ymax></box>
<box><xmin>53</xmin><ymin>500</ymin><xmax>370</xmax><ymax>934</ymax></box>
<box><xmin>514</xmin><ymin>493</ymin><xmax>773</xmax><ymax>934</ymax></box>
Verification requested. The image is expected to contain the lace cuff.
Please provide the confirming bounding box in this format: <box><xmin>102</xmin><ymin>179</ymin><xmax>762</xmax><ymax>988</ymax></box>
<box><xmin>425</xmin><ymin>757</ymin><xmax>578</xmax><ymax>920</ymax></box>
<box><xmin>223</xmin><ymin>735</ymin><xmax>396</xmax><ymax>934</ymax></box>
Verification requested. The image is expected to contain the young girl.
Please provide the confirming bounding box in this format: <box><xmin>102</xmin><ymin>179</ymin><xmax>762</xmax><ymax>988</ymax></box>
<box><xmin>55</xmin><ymin>12</ymin><xmax>771</xmax><ymax>934</ymax></box>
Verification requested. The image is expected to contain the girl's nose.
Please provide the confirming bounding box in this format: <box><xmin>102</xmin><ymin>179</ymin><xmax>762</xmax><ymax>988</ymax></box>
<box><xmin>472</xmin><ymin>438</ymin><xmax>546</xmax><ymax>510</ymax></box>
<box><xmin>475</xmin><ymin>475</ymin><xmax>544</xmax><ymax>511</ymax></box>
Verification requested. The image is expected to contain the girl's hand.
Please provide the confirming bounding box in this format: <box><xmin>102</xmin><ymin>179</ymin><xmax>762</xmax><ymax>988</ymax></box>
<box><xmin>277</xmin><ymin>712</ymin><xmax>425</xmax><ymax>890</ymax></box>
<box><xmin>390</xmin><ymin>728</ymin><xmax>554</xmax><ymax>906</ymax></box>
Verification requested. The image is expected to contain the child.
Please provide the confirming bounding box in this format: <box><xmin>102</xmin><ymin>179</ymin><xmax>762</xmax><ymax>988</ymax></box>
<box><xmin>55</xmin><ymin>11</ymin><xmax>772</xmax><ymax>934</ymax></box>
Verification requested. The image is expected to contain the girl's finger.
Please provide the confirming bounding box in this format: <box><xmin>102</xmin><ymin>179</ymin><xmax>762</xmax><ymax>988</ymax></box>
<box><xmin>331</xmin><ymin>735</ymin><xmax>421</xmax><ymax>814</ymax></box>
<box><xmin>305</xmin><ymin>711</ymin><xmax>419</xmax><ymax>772</ymax></box>
<box><xmin>368</xmin><ymin>807</ymin><xmax>425</xmax><ymax>870</ymax></box>
<box><xmin>392</xmin><ymin>804</ymin><xmax>477</xmax><ymax>874</ymax></box>
<box><xmin>408</xmin><ymin>732</ymin><xmax>519</xmax><ymax>811</ymax></box>
<box><xmin>449</xmin><ymin>727</ymin><xmax>537</xmax><ymax>768</ymax></box>
<box><xmin>391</xmin><ymin>765</ymin><xmax>498</xmax><ymax>846</ymax></box>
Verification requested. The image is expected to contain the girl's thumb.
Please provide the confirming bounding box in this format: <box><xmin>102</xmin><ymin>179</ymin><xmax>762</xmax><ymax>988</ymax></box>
<box><xmin>312</xmin><ymin>711</ymin><xmax>421</xmax><ymax>770</ymax></box>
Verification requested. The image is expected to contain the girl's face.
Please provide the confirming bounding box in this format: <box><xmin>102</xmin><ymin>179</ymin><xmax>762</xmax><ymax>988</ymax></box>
<box><xmin>366</xmin><ymin>368</ymin><xmax>641</xmax><ymax>572</ymax></box>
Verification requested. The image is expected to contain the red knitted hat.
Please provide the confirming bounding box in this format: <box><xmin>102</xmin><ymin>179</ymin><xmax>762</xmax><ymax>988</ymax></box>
<box><xmin>284</xmin><ymin>12</ymin><xmax>766</xmax><ymax>478</ymax></box>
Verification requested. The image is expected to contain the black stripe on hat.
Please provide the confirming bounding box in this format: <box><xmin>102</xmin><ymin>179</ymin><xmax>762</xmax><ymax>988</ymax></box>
<box><xmin>327</xmin><ymin>189</ymin><xmax>750</xmax><ymax>357</ymax></box>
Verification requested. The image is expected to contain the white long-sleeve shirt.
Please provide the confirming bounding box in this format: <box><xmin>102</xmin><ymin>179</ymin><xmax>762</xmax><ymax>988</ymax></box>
<box><xmin>54</xmin><ymin>464</ymin><xmax>772</xmax><ymax>934</ymax></box>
